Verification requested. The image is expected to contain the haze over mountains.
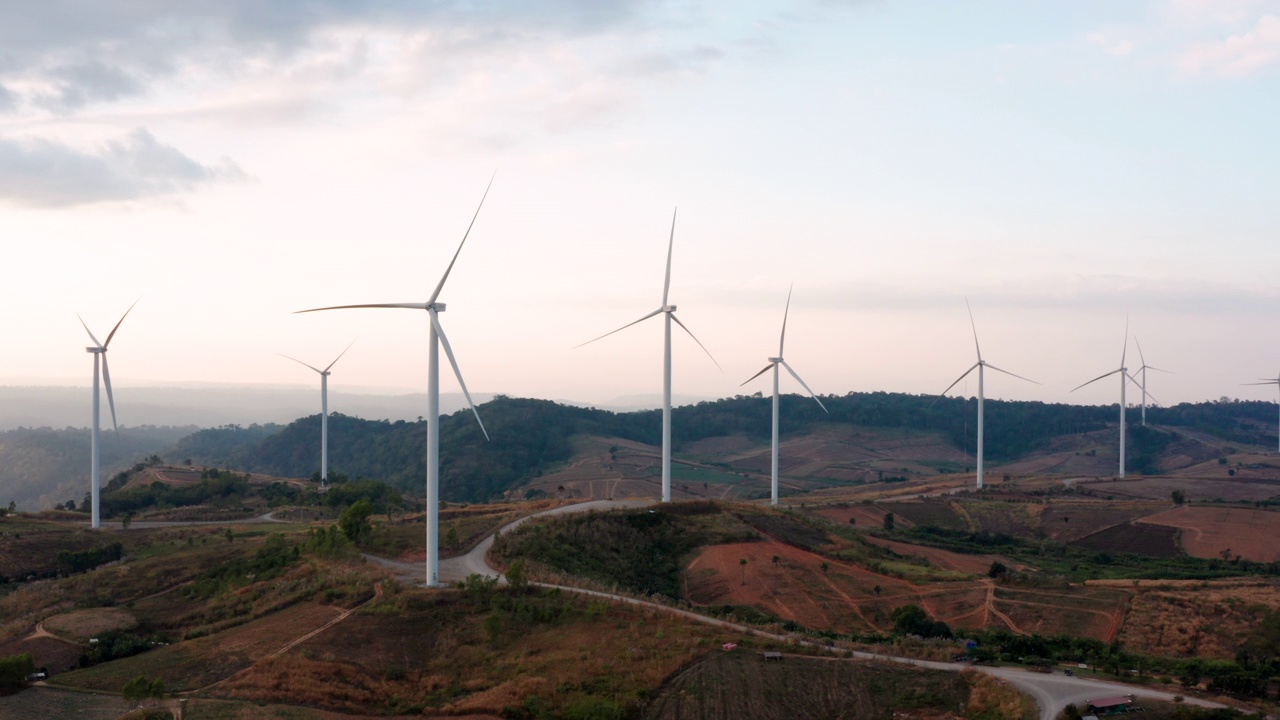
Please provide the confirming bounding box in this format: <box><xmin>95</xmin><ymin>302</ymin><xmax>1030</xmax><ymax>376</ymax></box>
<box><xmin>0</xmin><ymin>385</ymin><xmax>718</xmax><ymax>431</ymax></box>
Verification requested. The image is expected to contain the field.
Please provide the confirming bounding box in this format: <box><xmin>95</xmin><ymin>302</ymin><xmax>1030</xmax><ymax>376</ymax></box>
<box><xmin>1078</xmin><ymin>475</ymin><xmax>1280</xmax><ymax>503</ymax></box>
<box><xmin>0</xmin><ymin>686</ymin><xmax>133</xmax><ymax>720</ymax></box>
<box><xmin>1039</xmin><ymin>501</ymin><xmax>1169</xmax><ymax>543</ymax></box>
<box><xmin>1110</xmin><ymin>579</ymin><xmax>1280</xmax><ymax>659</ymax></box>
<box><xmin>680</xmin><ymin>535</ymin><xmax>1129</xmax><ymax>640</ymax></box>
<box><xmin>1138</xmin><ymin>506</ymin><xmax>1280</xmax><ymax>562</ymax></box>
<box><xmin>643</xmin><ymin>651</ymin><xmax>976</xmax><ymax>720</ymax></box>
<box><xmin>1070</xmin><ymin>522</ymin><xmax>1182</xmax><ymax>558</ymax></box>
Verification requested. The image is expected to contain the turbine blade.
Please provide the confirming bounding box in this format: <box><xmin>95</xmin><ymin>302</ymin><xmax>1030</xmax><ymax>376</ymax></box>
<box><xmin>295</xmin><ymin>303</ymin><xmax>429</xmax><ymax>314</ymax></box>
<box><xmin>103</xmin><ymin>299</ymin><xmax>139</xmax><ymax>348</ymax></box>
<box><xmin>77</xmin><ymin>314</ymin><xmax>103</xmax><ymax>348</ymax></box>
<box><xmin>102</xmin><ymin>355</ymin><xmax>118</xmax><ymax>434</ymax></box>
<box><xmin>662</xmin><ymin>208</ymin><xmax>677</xmax><ymax>306</ymax></box>
<box><xmin>324</xmin><ymin>339</ymin><xmax>357</xmax><ymax>372</ymax></box>
<box><xmin>1242</xmin><ymin>380</ymin><xmax>1280</xmax><ymax>386</ymax></box>
<box><xmin>670</xmin><ymin>313</ymin><xmax>722</xmax><ymax>371</ymax></box>
<box><xmin>965</xmin><ymin>297</ymin><xmax>982</xmax><ymax>362</ymax></box>
<box><xmin>779</xmin><ymin>284</ymin><xmax>792</xmax><ymax>357</ymax></box>
<box><xmin>279</xmin><ymin>354</ymin><xmax>323</xmax><ymax>374</ymax></box>
<box><xmin>1071</xmin><ymin>368</ymin><xmax>1122</xmax><ymax>393</ymax></box>
<box><xmin>1145</xmin><ymin>365</ymin><xmax>1173</xmax><ymax>374</ymax></box>
<box><xmin>429</xmin><ymin>173</ymin><xmax>495</xmax><ymax>305</ymax></box>
<box><xmin>739</xmin><ymin>362</ymin><xmax>776</xmax><ymax>387</ymax></box>
<box><xmin>430</xmin><ymin>314</ymin><xmax>489</xmax><ymax>441</ymax></box>
<box><xmin>575</xmin><ymin>308</ymin><xmax>663</xmax><ymax>348</ymax></box>
<box><xmin>936</xmin><ymin>363</ymin><xmax>980</xmax><ymax>400</ymax></box>
<box><xmin>1135</xmin><ymin>337</ymin><xmax>1147</xmax><ymax>369</ymax></box>
<box><xmin>1121</xmin><ymin>315</ymin><xmax>1129</xmax><ymax>367</ymax></box>
<box><xmin>983</xmin><ymin>363</ymin><xmax>1039</xmax><ymax>385</ymax></box>
<box><xmin>780</xmin><ymin>359</ymin><xmax>828</xmax><ymax>413</ymax></box>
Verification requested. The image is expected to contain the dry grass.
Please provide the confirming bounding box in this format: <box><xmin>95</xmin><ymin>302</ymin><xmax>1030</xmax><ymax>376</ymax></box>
<box><xmin>1117</xmin><ymin>579</ymin><xmax>1280</xmax><ymax>659</ymax></box>
<box><xmin>42</xmin><ymin>607</ymin><xmax>137</xmax><ymax>640</ymax></box>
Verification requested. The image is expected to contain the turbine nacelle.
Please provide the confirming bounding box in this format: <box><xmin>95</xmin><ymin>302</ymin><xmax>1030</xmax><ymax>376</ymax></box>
<box><xmin>662</xmin><ymin>305</ymin><xmax>677</xmax><ymax>312</ymax></box>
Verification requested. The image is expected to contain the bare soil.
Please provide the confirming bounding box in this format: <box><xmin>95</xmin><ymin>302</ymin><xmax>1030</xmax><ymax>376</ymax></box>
<box><xmin>1138</xmin><ymin>506</ymin><xmax>1280</xmax><ymax>562</ymax></box>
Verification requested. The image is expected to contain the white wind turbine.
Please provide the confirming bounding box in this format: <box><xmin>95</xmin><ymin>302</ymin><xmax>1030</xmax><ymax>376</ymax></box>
<box><xmin>297</xmin><ymin>180</ymin><xmax>493</xmax><ymax>587</ymax></box>
<box><xmin>1243</xmin><ymin>371</ymin><xmax>1280</xmax><ymax>453</ymax></box>
<box><xmin>935</xmin><ymin>300</ymin><xmax>1037</xmax><ymax>490</ymax></box>
<box><xmin>1132</xmin><ymin>338</ymin><xmax>1170</xmax><ymax>427</ymax></box>
<box><xmin>279</xmin><ymin>341</ymin><xmax>355</xmax><ymax>487</ymax></box>
<box><xmin>740</xmin><ymin>286</ymin><xmax>828</xmax><ymax>505</ymax></box>
<box><xmin>78</xmin><ymin>301</ymin><xmax>137</xmax><ymax>529</ymax></box>
<box><xmin>578</xmin><ymin>208</ymin><xmax>720</xmax><ymax>503</ymax></box>
<box><xmin>1072</xmin><ymin>321</ymin><xmax>1139</xmax><ymax>478</ymax></box>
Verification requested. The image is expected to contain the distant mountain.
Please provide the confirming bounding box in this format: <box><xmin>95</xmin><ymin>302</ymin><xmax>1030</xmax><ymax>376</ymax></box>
<box><xmin>0</xmin><ymin>385</ymin><xmax>493</xmax><ymax>431</ymax></box>
<box><xmin>0</xmin><ymin>425</ymin><xmax>197</xmax><ymax>511</ymax></box>
<box><xmin>161</xmin><ymin>393</ymin><xmax>1279</xmax><ymax>505</ymax></box>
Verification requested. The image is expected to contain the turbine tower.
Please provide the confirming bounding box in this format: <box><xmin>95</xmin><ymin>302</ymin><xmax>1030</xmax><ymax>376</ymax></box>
<box><xmin>77</xmin><ymin>301</ymin><xmax>137</xmax><ymax>529</ymax></box>
<box><xmin>280</xmin><ymin>341</ymin><xmax>355</xmax><ymax>487</ymax></box>
<box><xmin>1072</xmin><ymin>321</ymin><xmax>1139</xmax><ymax>478</ymax></box>
<box><xmin>297</xmin><ymin>179</ymin><xmax>493</xmax><ymax>587</ymax></box>
<box><xmin>935</xmin><ymin>300</ymin><xmax>1037</xmax><ymax>490</ymax></box>
<box><xmin>740</xmin><ymin>286</ymin><xmax>828</xmax><ymax>505</ymax></box>
<box><xmin>578</xmin><ymin>209</ymin><xmax>719</xmax><ymax>503</ymax></box>
<box><xmin>1132</xmin><ymin>339</ymin><xmax>1170</xmax><ymax>427</ymax></box>
<box><xmin>1243</xmin><ymin>371</ymin><xmax>1280</xmax><ymax>453</ymax></box>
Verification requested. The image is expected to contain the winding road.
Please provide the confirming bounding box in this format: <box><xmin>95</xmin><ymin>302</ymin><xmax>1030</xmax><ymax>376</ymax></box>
<box><xmin>369</xmin><ymin>498</ymin><xmax>1235</xmax><ymax>720</ymax></box>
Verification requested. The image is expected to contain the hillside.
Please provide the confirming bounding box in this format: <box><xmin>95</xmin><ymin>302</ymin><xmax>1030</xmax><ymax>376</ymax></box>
<box><xmin>165</xmin><ymin>394</ymin><xmax>1277</xmax><ymax>506</ymax></box>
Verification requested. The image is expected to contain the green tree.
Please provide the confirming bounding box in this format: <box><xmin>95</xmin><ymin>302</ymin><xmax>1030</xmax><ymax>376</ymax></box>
<box><xmin>0</xmin><ymin>653</ymin><xmax>35</xmax><ymax>692</ymax></box>
<box><xmin>444</xmin><ymin>523</ymin><xmax>460</xmax><ymax>549</ymax></box>
<box><xmin>339</xmin><ymin>499</ymin><xmax>373</xmax><ymax>542</ymax></box>
<box><xmin>505</xmin><ymin>558</ymin><xmax>528</xmax><ymax>592</ymax></box>
<box><xmin>121</xmin><ymin>512</ymin><xmax>132</xmax><ymax>530</ymax></box>
<box><xmin>883</xmin><ymin>512</ymin><xmax>895</xmax><ymax>531</ymax></box>
<box><xmin>740</xmin><ymin>558</ymin><xmax>747</xmax><ymax>585</ymax></box>
<box><xmin>988</xmin><ymin>560</ymin><xmax>1008</xmax><ymax>579</ymax></box>
<box><xmin>122</xmin><ymin>675</ymin><xmax>151</xmax><ymax>701</ymax></box>
<box><xmin>1172</xmin><ymin>489</ymin><xmax>1186</xmax><ymax>505</ymax></box>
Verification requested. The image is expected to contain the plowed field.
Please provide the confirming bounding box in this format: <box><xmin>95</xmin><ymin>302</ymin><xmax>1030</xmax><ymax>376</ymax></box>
<box><xmin>1138</xmin><ymin>506</ymin><xmax>1280</xmax><ymax>562</ymax></box>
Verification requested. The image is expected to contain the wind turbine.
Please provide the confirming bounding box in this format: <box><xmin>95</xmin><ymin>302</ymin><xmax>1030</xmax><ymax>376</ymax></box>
<box><xmin>279</xmin><ymin>341</ymin><xmax>355</xmax><ymax>487</ymax></box>
<box><xmin>1132</xmin><ymin>339</ymin><xmax>1170</xmax><ymax>427</ymax></box>
<box><xmin>740</xmin><ymin>286</ymin><xmax>828</xmax><ymax>505</ymax></box>
<box><xmin>1072</xmin><ymin>321</ymin><xmax>1140</xmax><ymax>478</ymax></box>
<box><xmin>935</xmin><ymin>300</ymin><xmax>1037</xmax><ymax>490</ymax></box>
<box><xmin>1243</xmin><ymin>371</ymin><xmax>1280</xmax><ymax>453</ymax></box>
<box><xmin>578</xmin><ymin>208</ymin><xmax>720</xmax><ymax>503</ymax></box>
<box><xmin>296</xmin><ymin>179</ymin><xmax>493</xmax><ymax>587</ymax></box>
<box><xmin>78</xmin><ymin>301</ymin><xmax>137</xmax><ymax>529</ymax></box>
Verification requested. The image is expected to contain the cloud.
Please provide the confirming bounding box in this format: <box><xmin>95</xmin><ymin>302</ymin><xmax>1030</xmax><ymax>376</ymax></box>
<box><xmin>1178</xmin><ymin>13</ymin><xmax>1280</xmax><ymax>76</ymax></box>
<box><xmin>0</xmin><ymin>128</ymin><xmax>245</xmax><ymax>207</ymax></box>
<box><xmin>0</xmin><ymin>1</ymin><xmax>650</xmax><ymax>112</ymax></box>
<box><xmin>1085</xmin><ymin>30</ymin><xmax>1136</xmax><ymax>57</ymax></box>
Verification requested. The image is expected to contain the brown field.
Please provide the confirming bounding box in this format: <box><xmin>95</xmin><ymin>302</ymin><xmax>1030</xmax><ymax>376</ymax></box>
<box><xmin>42</xmin><ymin>607</ymin><xmax>137</xmax><ymax>641</ymax></box>
<box><xmin>184</xmin><ymin>697</ymin><xmax>495</xmax><ymax>719</ymax></box>
<box><xmin>878</xmin><ymin>500</ymin><xmax>968</xmax><ymax>530</ymax></box>
<box><xmin>58</xmin><ymin>601</ymin><xmax>346</xmax><ymax>692</ymax></box>
<box><xmin>0</xmin><ymin>634</ymin><xmax>83</xmax><ymax>673</ymax></box>
<box><xmin>643</xmin><ymin>651</ymin><xmax>974</xmax><ymax>720</ymax></box>
<box><xmin>957</xmin><ymin>500</ymin><xmax>1042</xmax><ymax>537</ymax></box>
<box><xmin>1138</xmin><ymin>506</ymin><xmax>1280</xmax><ymax>562</ymax></box>
<box><xmin>814</xmin><ymin>503</ymin><xmax>910</xmax><ymax>530</ymax></box>
<box><xmin>681</xmin><ymin>537</ymin><xmax>1127</xmax><ymax>640</ymax></box>
<box><xmin>1115</xmin><ymin>579</ymin><xmax>1280</xmax><ymax>659</ymax></box>
<box><xmin>124</xmin><ymin>466</ymin><xmax>311</xmax><ymax>492</ymax></box>
<box><xmin>0</xmin><ymin>686</ymin><xmax>133</xmax><ymax>720</ymax></box>
<box><xmin>1070</xmin><ymin>522</ymin><xmax>1181</xmax><ymax>558</ymax></box>
<box><xmin>1078</xmin><ymin>475</ymin><xmax>1280</xmax><ymax>503</ymax></box>
<box><xmin>1040</xmin><ymin>501</ymin><xmax>1169</xmax><ymax>543</ymax></box>
<box><xmin>214</xmin><ymin>589</ymin><xmax>744</xmax><ymax>717</ymax></box>
<box><xmin>861</xmin><ymin>536</ymin><xmax>1011</xmax><ymax>575</ymax></box>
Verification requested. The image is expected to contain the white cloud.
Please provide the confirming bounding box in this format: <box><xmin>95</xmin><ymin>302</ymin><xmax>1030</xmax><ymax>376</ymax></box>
<box><xmin>1085</xmin><ymin>30</ymin><xmax>1135</xmax><ymax>57</ymax></box>
<box><xmin>0</xmin><ymin>128</ymin><xmax>245</xmax><ymax>207</ymax></box>
<box><xmin>1178</xmin><ymin>13</ymin><xmax>1280</xmax><ymax>76</ymax></box>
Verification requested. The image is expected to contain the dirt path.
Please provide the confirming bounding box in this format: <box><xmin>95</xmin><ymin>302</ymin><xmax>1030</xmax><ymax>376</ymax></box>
<box><xmin>22</xmin><ymin>621</ymin><xmax>79</xmax><ymax>646</ymax></box>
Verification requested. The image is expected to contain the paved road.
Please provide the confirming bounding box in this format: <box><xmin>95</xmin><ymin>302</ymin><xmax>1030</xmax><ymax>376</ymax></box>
<box><xmin>366</xmin><ymin>498</ymin><xmax>1236</xmax><ymax>720</ymax></box>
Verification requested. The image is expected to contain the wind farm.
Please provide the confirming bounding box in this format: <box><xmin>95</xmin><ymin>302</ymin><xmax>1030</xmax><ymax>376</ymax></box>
<box><xmin>1</xmin><ymin>3</ymin><xmax>1278</xmax><ymax>719</ymax></box>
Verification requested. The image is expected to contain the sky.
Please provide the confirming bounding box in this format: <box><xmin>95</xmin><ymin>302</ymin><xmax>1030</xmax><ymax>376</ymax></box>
<box><xmin>1</xmin><ymin>0</ymin><xmax>1277</xmax><ymax>418</ymax></box>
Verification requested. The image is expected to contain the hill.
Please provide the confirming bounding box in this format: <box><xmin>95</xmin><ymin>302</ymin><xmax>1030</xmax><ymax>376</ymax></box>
<box><xmin>165</xmin><ymin>393</ymin><xmax>1277</xmax><ymax>505</ymax></box>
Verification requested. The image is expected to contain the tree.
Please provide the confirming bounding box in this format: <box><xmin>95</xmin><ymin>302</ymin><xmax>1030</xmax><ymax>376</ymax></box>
<box><xmin>771</xmin><ymin>555</ymin><xmax>780</xmax><ymax>566</ymax></box>
<box><xmin>122</xmin><ymin>675</ymin><xmax>151</xmax><ymax>701</ymax></box>
<box><xmin>883</xmin><ymin>512</ymin><xmax>895</xmax><ymax>531</ymax></box>
<box><xmin>848</xmin><ymin>517</ymin><xmax>856</xmax><ymax>526</ymax></box>
<box><xmin>121</xmin><ymin>513</ymin><xmax>132</xmax><ymax>530</ymax></box>
<box><xmin>505</xmin><ymin>558</ymin><xmax>528</xmax><ymax>592</ymax></box>
<box><xmin>820</xmin><ymin>561</ymin><xmax>829</xmax><ymax>574</ymax></box>
<box><xmin>739</xmin><ymin>558</ymin><xmax>747</xmax><ymax>585</ymax></box>
<box><xmin>339</xmin><ymin>499</ymin><xmax>373</xmax><ymax>542</ymax></box>
<box><xmin>444</xmin><ymin>523</ymin><xmax>460</xmax><ymax>549</ymax></box>
<box><xmin>988</xmin><ymin>560</ymin><xmax>1008</xmax><ymax>579</ymax></box>
<box><xmin>1172</xmin><ymin>489</ymin><xmax>1186</xmax><ymax>505</ymax></box>
<box><xmin>224</xmin><ymin>528</ymin><xmax>234</xmax><ymax>543</ymax></box>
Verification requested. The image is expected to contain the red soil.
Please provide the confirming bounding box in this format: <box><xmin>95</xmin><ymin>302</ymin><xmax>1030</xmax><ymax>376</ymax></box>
<box><xmin>1138</xmin><ymin>506</ymin><xmax>1280</xmax><ymax>562</ymax></box>
<box><xmin>815</xmin><ymin>505</ymin><xmax>911</xmax><ymax>530</ymax></box>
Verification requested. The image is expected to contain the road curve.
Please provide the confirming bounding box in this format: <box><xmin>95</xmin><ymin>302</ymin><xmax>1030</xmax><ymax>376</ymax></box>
<box><xmin>375</xmin><ymin>498</ymin><xmax>1236</xmax><ymax>720</ymax></box>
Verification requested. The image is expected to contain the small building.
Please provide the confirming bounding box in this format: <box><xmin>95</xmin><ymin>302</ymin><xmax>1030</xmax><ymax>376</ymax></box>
<box><xmin>1086</xmin><ymin>696</ymin><xmax>1134</xmax><ymax>715</ymax></box>
<box><xmin>762</xmin><ymin>652</ymin><xmax>783</xmax><ymax>661</ymax></box>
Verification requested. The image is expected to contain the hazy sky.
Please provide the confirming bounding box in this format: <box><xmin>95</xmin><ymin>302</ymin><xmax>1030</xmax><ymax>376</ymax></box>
<box><xmin>1</xmin><ymin>0</ymin><xmax>1277</xmax><ymax>413</ymax></box>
